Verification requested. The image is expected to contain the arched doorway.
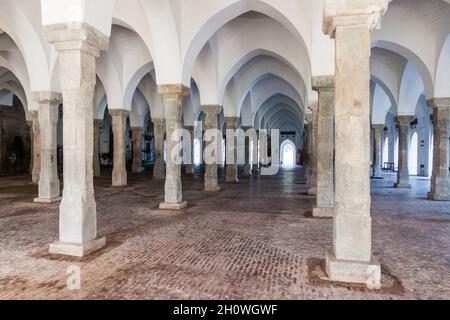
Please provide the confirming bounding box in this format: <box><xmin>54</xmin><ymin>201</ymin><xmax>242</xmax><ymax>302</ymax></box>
<box><xmin>194</xmin><ymin>139</ymin><xmax>201</xmax><ymax>165</ymax></box>
<box><xmin>280</xmin><ymin>140</ymin><xmax>296</xmax><ymax>166</ymax></box>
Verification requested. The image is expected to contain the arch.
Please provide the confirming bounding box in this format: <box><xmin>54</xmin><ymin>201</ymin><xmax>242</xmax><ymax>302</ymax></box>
<box><xmin>280</xmin><ymin>139</ymin><xmax>296</xmax><ymax>166</ymax></box>
<box><xmin>435</xmin><ymin>34</ymin><xmax>450</xmax><ymax>97</ymax></box>
<box><xmin>182</xmin><ymin>0</ymin><xmax>312</xmax><ymax>86</ymax></box>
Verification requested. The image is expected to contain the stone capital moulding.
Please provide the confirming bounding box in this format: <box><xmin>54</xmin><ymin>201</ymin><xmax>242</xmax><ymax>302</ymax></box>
<box><xmin>323</xmin><ymin>0</ymin><xmax>389</xmax><ymax>38</ymax></box>
<box><xmin>312</xmin><ymin>75</ymin><xmax>335</xmax><ymax>92</ymax></box>
<box><xmin>225</xmin><ymin>117</ymin><xmax>240</xmax><ymax>128</ymax></box>
<box><xmin>394</xmin><ymin>115</ymin><xmax>416</xmax><ymax>125</ymax></box>
<box><xmin>427</xmin><ymin>98</ymin><xmax>450</xmax><ymax>109</ymax></box>
<box><xmin>201</xmin><ymin>105</ymin><xmax>222</xmax><ymax>115</ymax></box>
<box><xmin>44</xmin><ymin>22</ymin><xmax>109</xmax><ymax>57</ymax></box>
<box><xmin>158</xmin><ymin>84</ymin><xmax>190</xmax><ymax>101</ymax></box>
<box><xmin>109</xmin><ymin>109</ymin><xmax>130</xmax><ymax>118</ymax></box>
<box><xmin>31</xmin><ymin>91</ymin><xmax>62</xmax><ymax>105</ymax></box>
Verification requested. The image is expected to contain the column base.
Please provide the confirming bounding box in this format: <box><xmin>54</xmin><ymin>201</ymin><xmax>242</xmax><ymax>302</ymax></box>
<box><xmin>34</xmin><ymin>196</ymin><xmax>62</xmax><ymax>204</ymax></box>
<box><xmin>205</xmin><ymin>186</ymin><xmax>221</xmax><ymax>192</ymax></box>
<box><xmin>312</xmin><ymin>207</ymin><xmax>334</xmax><ymax>218</ymax></box>
<box><xmin>394</xmin><ymin>183</ymin><xmax>411</xmax><ymax>189</ymax></box>
<box><xmin>159</xmin><ymin>201</ymin><xmax>188</xmax><ymax>210</ymax></box>
<box><xmin>325</xmin><ymin>249</ymin><xmax>381</xmax><ymax>290</ymax></box>
<box><xmin>427</xmin><ymin>192</ymin><xmax>450</xmax><ymax>201</ymax></box>
<box><xmin>226</xmin><ymin>178</ymin><xmax>239</xmax><ymax>184</ymax></box>
<box><xmin>49</xmin><ymin>237</ymin><xmax>106</xmax><ymax>258</ymax></box>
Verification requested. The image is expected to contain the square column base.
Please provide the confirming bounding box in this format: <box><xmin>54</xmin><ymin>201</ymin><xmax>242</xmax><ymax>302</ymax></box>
<box><xmin>205</xmin><ymin>186</ymin><xmax>221</xmax><ymax>192</ymax></box>
<box><xmin>394</xmin><ymin>183</ymin><xmax>411</xmax><ymax>189</ymax></box>
<box><xmin>325</xmin><ymin>249</ymin><xmax>381</xmax><ymax>290</ymax></box>
<box><xmin>34</xmin><ymin>196</ymin><xmax>62</xmax><ymax>204</ymax></box>
<box><xmin>312</xmin><ymin>207</ymin><xmax>334</xmax><ymax>218</ymax></box>
<box><xmin>427</xmin><ymin>192</ymin><xmax>450</xmax><ymax>201</ymax></box>
<box><xmin>49</xmin><ymin>237</ymin><xmax>106</xmax><ymax>258</ymax></box>
<box><xmin>226</xmin><ymin>178</ymin><xmax>239</xmax><ymax>184</ymax></box>
<box><xmin>159</xmin><ymin>201</ymin><xmax>188</xmax><ymax>210</ymax></box>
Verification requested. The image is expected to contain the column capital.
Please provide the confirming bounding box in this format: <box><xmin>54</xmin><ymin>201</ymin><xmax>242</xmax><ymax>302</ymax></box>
<box><xmin>131</xmin><ymin>126</ymin><xmax>144</xmax><ymax>132</ymax></box>
<box><xmin>323</xmin><ymin>0</ymin><xmax>389</xmax><ymax>38</ymax></box>
<box><xmin>158</xmin><ymin>84</ymin><xmax>189</xmax><ymax>102</ymax></box>
<box><xmin>394</xmin><ymin>115</ymin><xmax>415</xmax><ymax>126</ymax></box>
<box><xmin>312</xmin><ymin>75</ymin><xmax>335</xmax><ymax>92</ymax></box>
<box><xmin>201</xmin><ymin>105</ymin><xmax>222</xmax><ymax>115</ymax></box>
<box><xmin>241</xmin><ymin>126</ymin><xmax>253</xmax><ymax>131</ymax></box>
<box><xmin>32</xmin><ymin>91</ymin><xmax>62</xmax><ymax>106</ymax></box>
<box><xmin>427</xmin><ymin>98</ymin><xmax>450</xmax><ymax>109</ymax></box>
<box><xmin>225</xmin><ymin>117</ymin><xmax>240</xmax><ymax>128</ymax></box>
<box><xmin>44</xmin><ymin>22</ymin><xmax>109</xmax><ymax>57</ymax></box>
<box><xmin>371</xmin><ymin>124</ymin><xmax>384</xmax><ymax>130</ymax></box>
<box><xmin>109</xmin><ymin>109</ymin><xmax>130</xmax><ymax>118</ymax></box>
<box><xmin>305</xmin><ymin>112</ymin><xmax>313</xmax><ymax>123</ymax></box>
<box><xmin>152</xmin><ymin>118</ymin><xmax>165</xmax><ymax>126</ymax></box>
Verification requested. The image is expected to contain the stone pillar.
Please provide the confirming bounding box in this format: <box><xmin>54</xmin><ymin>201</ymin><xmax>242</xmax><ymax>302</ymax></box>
<box><xmin>153</xmin><ymin>118</ymin><xmax>165</xmax><ymax>179</ymax></box>
<box><xmin>46</xmin><ymin>23</ymin><xmax>108</xmax><ymax>257</ymax></box>
<box><xmin>158</xmin><ymin>85</ymin><xmax>189</xmax><ymax>210</ymax></box>
<box><xmin>93</xmin><ymin>119</ymin><xmax>102</xmax><ymax>177</ymax></box>
<box><xmin>29</xmin><ymin>111</ymin><xmax>41</xmax><ymax>184</ymax></box>
<box><xmin>312</xmin><ymin>76</ymin><xmax>335</xmax><ymax>218</ymax></box>
<box><xmin>251</xmin><ymin>130</ymin><xmax>259</xmax><ymax>175</ymax></box>
<box><xmin>202</xmin><ymin>105</ymin><xmax>222</xmax><ymax>192</ymax></box>
<box><xmin>323</xmin><ymin>0</ymin><xmax>388</xmax><ymax>288</ymax></box>
<box><xmin>428</xmin><ymin>98</ymin><xmax>450</xmax><ymax>201</ymax></box>
<box><xmin>131</xmin><ymin>127</ymin><xmax>143</xmax><ymax>173</ymax></box>
<box><xmin>242</xmin><ymin>126</ymin><xmax>252</xmax><ymax>176</ymax></box>
<box><xmin>185</xmin><ymin>126</ymin><xmax>195</xmax><ymax>174</ymax></box>
<box><xmin>308</xmin><ymin>105</ymin><xmax>318</xmax><ymax>195</ymax></box>
<box><xmin>33</xmin><ymin>92</ymin><xmax>62</xmax><ymax>204</ymax></box>
<box><xmin>225</xmin><ymin>117</ymin><xmax>239</xmax><ymax>183</ymax></box>
<box><xmin>110</xmin><ymin>110</ymin><xmax>129</xmax><ymax>187</ymax></box>
<box><xmin>372</xmin><ymin>124</ymin><xmax>384</xmax><ymax>179</ymax></box>
<box><xmin>394</xmin><ymin>115</ymin><xmax>414</xmax><ymax>189</ymax></box>
<box><xmin>304</xmin><ymin>118</ymin><xmax>312</xmax><ymax>184</ymax></box>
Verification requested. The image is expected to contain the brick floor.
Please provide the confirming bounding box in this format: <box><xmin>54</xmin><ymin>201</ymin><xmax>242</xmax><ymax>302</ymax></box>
<box><xmin>0</xmin><ymin>167</ymin><xmax>449</xmax><ymax>300</ymax></box>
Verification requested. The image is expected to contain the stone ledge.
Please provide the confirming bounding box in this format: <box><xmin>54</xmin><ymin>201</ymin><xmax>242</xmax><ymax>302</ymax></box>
<box><xmin>325</xmin><ymin>249</ymin><xmax>381</xmax><ymax>290</ymax></box>
<box><xmin>49</xmin><ymin>238</ymin><xmax>106</xmax><ymax>258</ymax></box>
<box><xmin>312</xmin><ymin>207</ymin><xmax>334</xmax><ymax>218</ymax></box>
<box><xmin>33</xmin><ymin>196</ymin><xmax>62</xmax><ymax>204</ymax></box>
<box><xmin>205</xmin><ymin>187</ymin><xmax>221</xmax><ymax>192</ymax></box>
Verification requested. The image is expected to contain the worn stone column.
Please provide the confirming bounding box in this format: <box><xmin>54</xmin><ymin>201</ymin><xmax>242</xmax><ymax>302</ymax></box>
<box><xmin>33</xmin><ymin>92</ymin><xmax>62</xmax><ymax>204</ymax></box>
<box><xmin>202</xmin><ymin>105</ymin><xmax>222</xmax><ymax>191</ymax></box>
<box><xmin>46</xmin><ymin>23</ymin><xmax>108</xmax><ymax>257</ymax></box>
<box><xmin>304</xmin><ymin>117</ymin><xmax>312</xmax><ymax>185</ymax></box>
<box><xmin>372</xmin><ymin>124</ymin><xmax>384</xmax><ymax>179</ymax></box>
<box><xmin>158</xmin><ymin>85</ymin><xmax>189</xmax><ymax>210</ymax></box>
<box><xmin>308</xmin><ymin>105</ymin><xmax>318</xmax><ymax>195</ymax></box>
<box><xmin>153</xmin><ymin>118</ymin><xmax>165</xmax><ymax>179</ymax></box>
<box><xmin>428</xmin><ymin>98</ymin><xmax>450</xmax><ymax>201</ymax></box>
<box><xmin>29</xmin><ymin>111</ymin><xmax>41</xmax><ymax>184</ymax></box>
<box><xmin>225</xmin><ymin>117</ymin><xmax>240</xmax><ymax>183</ymax></box>
<box><xmin>131</xmin><ymin>127</ymin><xmax>143</xmax><ymax>173</ymax></box>
<box><xmin>312</xmin><ymin>76</ymin><xmax>335</xmax><ymax>218</ymax></box>
<box><xmin>242</xmin><ymin>126</ymin><xmax>252</xmax><ymax>176</ymax></box>
<box><xmin>93</xmin><ymin>119</ymin><xmax>102</xmax><ymax>177</ymax></box>
<box><xmin>395</xmin><ymin>115</ymin><xmax>414</xmax><ymax>189</ymax></box>
<box><xmin>323</xmin><ymin>0</ymin><xmax>388</xmax><ymax>288</ymax></box>
<box><xmin>185</xmin><ymin>126</ymin><xmax>195</xmax><ymax>174</ymax></box>
<box><xmin>110</xmin><ymin>110</ymin><xmax>129</xmax><ymax>187</ymax></box>
<box><xmin>251</xmin><ymin>130</ymin><xmax>259</xmax><ymax>175</ymax></box>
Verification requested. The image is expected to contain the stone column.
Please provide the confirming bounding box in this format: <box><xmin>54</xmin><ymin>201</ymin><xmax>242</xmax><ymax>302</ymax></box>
<box><xmin>46</xmin><ymin>23</ymin><xmax>108</xmax><ymax>257</ymax></box>
<box><xmin>372</xmin><ymin>124</ymin><xmax>384</xmax><ymax>179</ymax></box>
<box><xmin>202</xmin><ymin>105</ymin><xmax>222</xmax><ymax>192</ymax></box>
<box><xmin>304</xmin><ymin>118</ymin><xmax>312</xmax><ymax>184</ymax></box>
<box><xmin>33</xmin><ymin>92</ymin><xmax>62</xmax><ymax>204</ymax></box>
<box><xmin>323</xmin><ymin>0</ymin><xmax>388</xmax><ymax>288</ymax></box>
<box><xmin>131</xmin><ymin>127</ymin><xmax>143</xmax><ymax>173</ymax></box>
<box><xmin>225</xmin><ymin>117</ymin><xmax>240</xmax><ymax>183</ymax></box>
<box><xmin>308</xmin><ymin>105</ymin><xmax>318</xmax><ymax>195</ymax></box>
<box><xmin>29</xmin><ymin>111</ymin><xmax>41</xmax><ymax>184</ymax></box>
<box><xmin>395</xmin><ymin>115</ymin><xmax>414</xmax><ymax>189</ymax></box>
<box><xmin>185</xmin><ymin>126</ymin><xmax>195</xmax><ymax>174</ymax></box>
<box><xmin>110</xmin><ymin>110</ymin><xmax>129</xmax><ymax>187</ymax></box>
<box><xmin>242</xmin><ymin>126</ymin><xmax>252</xmax><ymax>176</ymax></box>
<box><xmin>428</xmin><ymin>98</ymin><xmax>450</xmax><ymax>201</ymax></box>
<box><xmin>93</xmin><ymin>119</ymin><xmax>102</xmax><ymax>177</ymax></box>
<box><xmin>251</xmin><ymin>130</ymin><xmax>259</xmax><ymax>175</ymax></box>
<box><xmin>158</xmin><ymin>85</ymin><xmax>189</xmax><ymax>210</ymax></box>
<box><xmin>312</xmin><ymin>76</ymin><xmax>335</xmax><ymax>218</ymax></box>
<box><xmin>153</xmin><ymin>118</ymin><xmax>165</xmax><ymax>179</ymax></box>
